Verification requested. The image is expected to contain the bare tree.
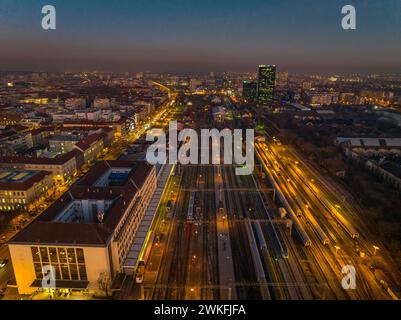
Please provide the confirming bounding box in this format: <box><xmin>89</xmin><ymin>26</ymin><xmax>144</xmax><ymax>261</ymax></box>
<box><xmin>97</xmin><ymin>272</ymin><xmax>111</xmax><ymax>297</ymax></box>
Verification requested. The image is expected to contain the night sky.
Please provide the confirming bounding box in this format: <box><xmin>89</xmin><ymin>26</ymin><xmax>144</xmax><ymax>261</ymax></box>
<box><xmin>1</xmin><ymin>0</ymin><xmax>401</xmax><ymax>73</ymax></box>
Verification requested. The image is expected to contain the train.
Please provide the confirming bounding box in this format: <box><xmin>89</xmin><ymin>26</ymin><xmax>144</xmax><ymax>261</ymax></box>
<box><xmin>289</xmin><ymin>161</ymin><xmax>360</xmax><ymax>241</ymax></box>
<box><xmin>305</xmin><ymin>213</ymin><xmax>330</xmax><ymax>246</ymax></box>
<box><xmin>290</xmin><ymin>195</ymin><xmax>330</xmax><ymax>246</ymax></box>
<box><xmin>135</xmin><ymin>232</ymin><xmax>156</xmax><ymax>283</ymax></box>
<box><xmin>244</xmin><ymin>220</ymin><xmax>271</xmax><ymax>300</ymax></box>
<box><xmin>289</xmin><ymin>212</ymin><xmax>312</xmax><ymax>247</ymax></box>
<box><xmin>187</xmin><ymin>192</ymin><xmax>196</xmax><ymax>222</ymax></box>
<box><xmin>253</xmin><ymin>221</ymin><xmax>289</xmax><ymax>259</ymax></box>
<box><xmin>250</xmin><ymin>173</ymin><xmax>291</xmax><ymax>256</ymax></box>
<box><xmin>244</xmin><ymin>220</ymin><xmax>266</xmax><ymax>283</ymax></box>
<box><xmin>253</xmin><ymin>221</ymin><xmax>268</xmax><ymax>251</ymax></box>
<box><xmin>254</xmin><ymin>145</ymin><xmax>312</xmax><ymax>247</ymax></box>
<box><xmin>331</xmin><ymin>209</ymin><xmax>359</xmax><ymax>239</ymax></box>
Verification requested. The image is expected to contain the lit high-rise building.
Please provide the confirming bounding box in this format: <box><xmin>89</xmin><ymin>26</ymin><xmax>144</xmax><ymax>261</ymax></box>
<box><xmin>242</xmin><ymin>81</ymin><xmax>258</xmax><ymax>103</ymax></box>
<box><xmin>257</xmin><ymin>65</ymin><xmax>276</xmax><ymax>105</ymax></box>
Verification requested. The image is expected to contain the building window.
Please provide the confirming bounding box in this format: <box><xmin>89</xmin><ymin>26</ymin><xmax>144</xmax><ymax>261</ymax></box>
<box><xmin>67</xmin><ymin>248</ymin><xmax>76</xmax><ymax>264</ymax></box>
<box><xmin>78</xmin><ymin>264</ymin><xmax>87</xmax><ymax>281</ymax></box>
<box><xmin>31</xmin><ymin>247</ymin><xmax>40</xmax><ymax>262</ymax></box>
<box><xmin>61</xmin><ymin>264</ymin><xmax>70</xmax><ymax>280</ymax></box>
<box><xmin>70</xmin><ymin>264</ymin><xmax>79</xmax><ymax>281</ymax></box>
<box><xmin>31</xmin><ymin>246</ymin><xmax>88</xmax><ymax>282</ymax></box>
<box><xmin>76</xmin><ymin>248</ymin><xmax>85</xmax><ymax>264</ymax></box>
<box><xmin>49</xmin><ymin>248</ymin><xmax>58</xmax><ymax>263</ymax></box>
<box><xmin>58</xmin><ymin>248</ymin><xmax>67</xmax><ymax>263</ymax></box>
<box><xmin>40</xmin><ymin>247</ymin><xmax>49</xmax><ymax>263</ymax></box>
<box><xmin>34</xmin><ymin>263</ymin><xmax>43</xmax><ymax>280</ymax></box>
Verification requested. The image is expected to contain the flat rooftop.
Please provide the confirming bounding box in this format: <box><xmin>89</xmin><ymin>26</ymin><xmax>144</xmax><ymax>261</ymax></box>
<box><xmin>0</xmin><ymin>170</ymin><xmax>51</xmax><ymax>190</ymax></box>
<box><xmin>49</xmin><ymin>135</ymin><xmax>81</xmax><ymax>142</ymax></box>
<box><xmin>0</xmin><ymin>170</ymin><xmax>38</xmax><ymax>183</ymax></box>
<box><xmin>337</xmin><ymin>137</ymin><xmax>401</xmax><ymax>148</ymax></box>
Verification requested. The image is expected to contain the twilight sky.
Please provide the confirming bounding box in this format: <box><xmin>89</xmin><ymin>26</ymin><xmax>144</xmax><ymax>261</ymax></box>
<box><xmin>0</xmin><ymin>0</ymin><xmax>401</xmax><ymax>73</ymax></box>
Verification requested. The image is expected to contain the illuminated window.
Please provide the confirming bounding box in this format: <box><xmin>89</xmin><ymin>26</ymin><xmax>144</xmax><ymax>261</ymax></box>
<box><xmin>39</xmin><ymin>247</ymin><xmax>49</xmax><ymax>263</ymax></box>
<box><xmin>31</xmin><ymin>247</ymin><xmax>87</xmax><ymax>281</ymax></box>
<box><xmin>67</xmin><ymin>248</ymin><xmax>76</xmax><ymax>264</ymax></box>
<box><xmin>49</xmin><ymin>248</ymin><xmax>58</xmax><ymax>263</ymax></box>
<box><xmin>57</xmin><ymin>248</ymin><xmax>67</xmax><ymax>263</ymax></box>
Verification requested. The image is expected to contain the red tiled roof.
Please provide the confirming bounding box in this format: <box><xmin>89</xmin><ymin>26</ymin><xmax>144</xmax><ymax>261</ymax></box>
<box><xmin>74</xmin><ymin>133</ymin><xmax>103</xmax><ymax>152</ymax></box>
<box><xmin>30</xmin><ymin>126</ymin><xmax>56</xmax><ymax>136</ymax></box>
<box><xmin>0</xmin><ymin>149</ymin><xmax>82</xmax><ymax>166</ymax></box>
<box><xmin>59</xmin><ymin>126</ymin><xmax>113</xmax><ymax>133</ymax></box>
<box><xmin>9</xmin><ymin>221</ymin><xmax>113</xmax><ymax>246</ymax></box>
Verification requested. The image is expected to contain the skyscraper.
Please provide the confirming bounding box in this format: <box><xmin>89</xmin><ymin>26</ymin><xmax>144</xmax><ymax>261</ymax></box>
<box><xmin>257</xmin><ymin>65</ymin><xmax>276</xmax><ymax>105</ymax></box>
<box><xmin>242</xmin><ymin>81</ymin><xmax>258</xmax><ymax>103</ymax></box>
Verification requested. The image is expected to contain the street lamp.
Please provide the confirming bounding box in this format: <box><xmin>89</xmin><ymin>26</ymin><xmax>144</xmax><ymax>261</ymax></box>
<box><xmin>373</xmin><ymin>246</ymin><xmax>380</xmax><ymax>255</ymax></box>
<box><xmin>335</xmin><ymin>245</ymin><xmax>341</xmax><ymax>255</ymax></box>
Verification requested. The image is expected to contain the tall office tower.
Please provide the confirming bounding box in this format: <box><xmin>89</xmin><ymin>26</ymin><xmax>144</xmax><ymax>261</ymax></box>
<box><xmin>242</xmin><ymin>81</ymin><xmax>258</xmax><ymax>103</ymax></box>
<box><xmin>257</xmin><ymin>65</ymin><xmax>276</xmax><ymax>105</ymax></box>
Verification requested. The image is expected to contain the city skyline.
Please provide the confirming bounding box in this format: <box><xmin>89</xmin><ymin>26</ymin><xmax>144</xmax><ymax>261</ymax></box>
<box><xmin>1</xmin><ymin>0</ymin><xmax>401</xmax><ymax>73</ymax></box>
<box><xmin>1</xmin><ymin>0</ymin><xmax>401</xmax><ymax>305</ymax></box>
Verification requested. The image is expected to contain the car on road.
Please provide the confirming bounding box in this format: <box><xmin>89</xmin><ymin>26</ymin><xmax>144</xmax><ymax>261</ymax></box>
<box><xmin>0</xmin><ymin>259</ymin><xmax>8</xmax><ymax>269</ymax></box>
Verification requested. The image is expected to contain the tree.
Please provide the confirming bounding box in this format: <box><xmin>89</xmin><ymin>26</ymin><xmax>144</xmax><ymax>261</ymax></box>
<box><xmin>97</xmin><ymin>272</ymin><xmax>112</xmax><ymax>297</ymax></box>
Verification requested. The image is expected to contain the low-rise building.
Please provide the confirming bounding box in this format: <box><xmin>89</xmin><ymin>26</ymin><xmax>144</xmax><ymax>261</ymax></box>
<box><xmin>65</xmin><ymin>98</ymin><xmax>87</xmax><ymax>109</ymax></box>
<box><xmin>75</xmin><ymin>109</ymin><xmax>101</xmax><ymax>121</ymax></box>
<box><xmin>306</xmin><ymin>93</ymin><xmax>339</xmax><ymax>107</ymax></box>
<box><xmin>0</xmin><ymin>132</ymin><xmax>33</xmax><ymax>156</ymax></box>
<box><xmin>8</xmin><ymin>160</ymin><xmax>156</xmax><ymax>295</ymax></box>
<box><xmin>49</xmin><ymin>135</ymin><xmax>81</xmax><ymax>154</ymax></box>
<box><xmin>0</xmin><ymin>149</ymin><xmax>83</xmax><ymax>185</ymax></box>
<box><xmin>93</xmin><ymin>98</ymin><xmax>111</xmax><ymax>109</ymax></box>
<box><xmin>0</xmin><ymin>170</ymin><xmax>53</xmax><ymax>212</ymax></box>
<box><xmin>336</xmin><ymin>137</ymin><xmax>401</xmax><ymax>157</ymax></box>
<box><xmin>73</xmin><ymin>133</ymin><xmax>105</xmax><ymax>165</ymax></box>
